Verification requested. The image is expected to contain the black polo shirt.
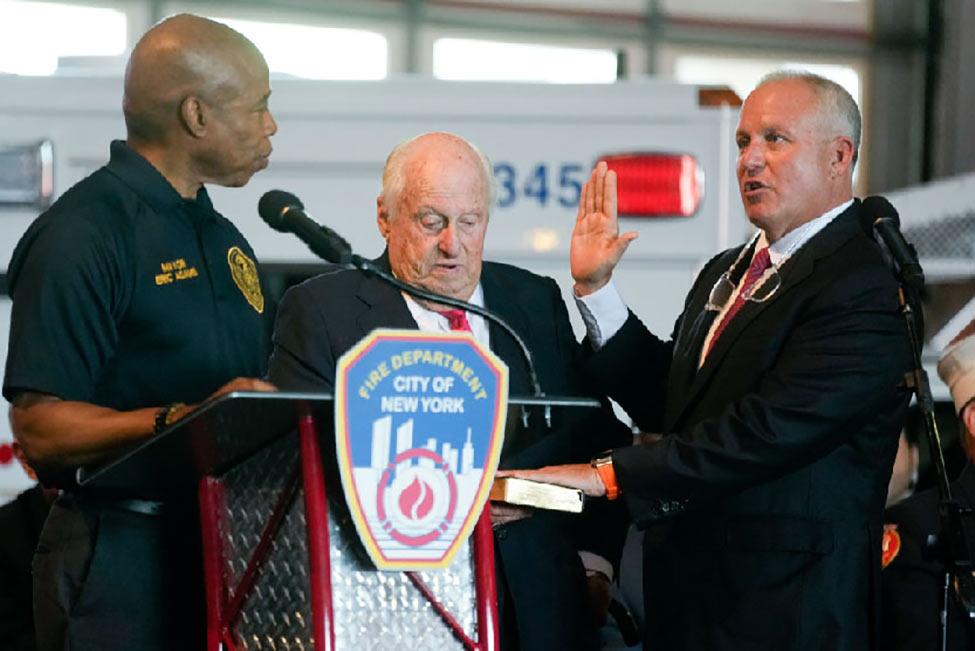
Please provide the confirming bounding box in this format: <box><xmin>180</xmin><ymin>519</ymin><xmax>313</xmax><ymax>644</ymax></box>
<box><xmin>3</xmin><ymin>140</ymin><xmax>268</xmax><ymax>435</ymax></box>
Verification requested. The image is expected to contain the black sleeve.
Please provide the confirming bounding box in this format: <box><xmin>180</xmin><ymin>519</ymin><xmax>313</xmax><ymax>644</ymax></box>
<box><xmin>581</xmin><ymin>311</ymin><xmax>676</xmax><ymax>432</ymax></box>
<box><xmin>266</xmin><ymin>282</ymin><xmax>338</xmax><ymax>392</ymax></box>
<box><xmin>0</xmin><ymin>557</ymin><xmax>34</xmax><ymax>651</ymax></box>
<box><xmin>537</xmin><ymin>277</ymin><xmax>632</xmax><ymax>568</ymax></box>
<box><xmin>3</xmin><ymin>219</ymin><xmax>127</xmax><ymax>402</ymax></box>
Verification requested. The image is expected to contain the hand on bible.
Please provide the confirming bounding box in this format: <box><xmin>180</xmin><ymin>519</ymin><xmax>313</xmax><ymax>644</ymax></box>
<box><xmin>497</xmin><ymin>463</ymin><xmax>606</xmax><ymax>498</ymax></box>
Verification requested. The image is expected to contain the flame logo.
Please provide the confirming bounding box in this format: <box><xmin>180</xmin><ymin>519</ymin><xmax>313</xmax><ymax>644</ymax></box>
<box><xmin>399</xmin><ymin>476</ymin><xmax>435</xmax><ymax>521</ymax></box>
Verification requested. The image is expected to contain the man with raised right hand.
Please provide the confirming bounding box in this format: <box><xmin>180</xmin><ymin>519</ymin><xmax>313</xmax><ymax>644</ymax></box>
<box><xmin>504</xmin><ymin>71</ymin><xmax>913</xmax><ymax>650</ymax></box>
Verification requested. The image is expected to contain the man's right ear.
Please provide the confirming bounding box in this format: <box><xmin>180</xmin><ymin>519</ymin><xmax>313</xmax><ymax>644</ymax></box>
<box><xmin>376</xmin><ymin>196</ymin><xmax>390</xmax><ymax>240</ymax></box>
<box><xmin>179</xmin><ymin>96</ymin><xmax>208</xmax><ymax>138</ymax></box>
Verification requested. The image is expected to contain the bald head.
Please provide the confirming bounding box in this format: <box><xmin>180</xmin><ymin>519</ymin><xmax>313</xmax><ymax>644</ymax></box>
<box><xmin>381</xmin><ymin>132</ymin><xmax>497</xmax><ymax>213</ymax></box>
<box><xmin>123</xmin><ymin>14</ymin><xmax>267</xmax><ymax>143</ymax></box>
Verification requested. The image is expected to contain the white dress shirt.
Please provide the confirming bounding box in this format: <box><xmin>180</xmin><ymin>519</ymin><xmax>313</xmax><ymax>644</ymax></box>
<box><xmin>402</xmin><ymin>284</ymin><xmax>490</xmax><ymax>346</ymax></box>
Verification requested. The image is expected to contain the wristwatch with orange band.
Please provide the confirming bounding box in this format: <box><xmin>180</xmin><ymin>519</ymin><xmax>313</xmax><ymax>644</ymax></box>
<box><xmin>590</xmin><ymin>455</ymin><xmax>620</xmax><ymax>500</ymax></box>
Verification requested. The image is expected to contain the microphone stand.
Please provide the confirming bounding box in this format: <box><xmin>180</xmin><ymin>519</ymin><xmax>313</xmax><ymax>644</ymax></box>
<box><xmin>347</xmin><ymin>254</ymin><xmax>554</xmax><ymax>428</ymax></box>
<box><xmin>897</xmin><ymin>278</ymin><xmax>975</xmax><ymax>651</ymax></box>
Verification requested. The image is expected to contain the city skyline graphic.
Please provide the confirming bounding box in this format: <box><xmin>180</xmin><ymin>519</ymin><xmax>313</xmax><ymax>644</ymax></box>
<box><xmin>369</xmin><ymin>414</ymin><xmax>478</xmax><ymax>478</ymax></box>
<box><xmin>354</xmin><ymin>414</ymin><xmax>485</xmax><ymax>557</ymax></box>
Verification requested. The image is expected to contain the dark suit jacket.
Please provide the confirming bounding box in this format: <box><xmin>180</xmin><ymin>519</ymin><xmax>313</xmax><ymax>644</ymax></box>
<box><xmin>0</xmin><ymin>484</ymin><xmax>51</xmax><ymax>651</ymax></box>
<box><xmin>882</xmin><ymin>463</ymin><xmax>975</xmax><ymax>650</ymax></box>
<box><xmin>268</xmin><ymin>257</ymin><xmax>630</xmax><ymax>650</ymax></box>
<box><xmin>584</xmin><ymin>202</ymin><xmax>912</xmax><ymax>650</ymax></box>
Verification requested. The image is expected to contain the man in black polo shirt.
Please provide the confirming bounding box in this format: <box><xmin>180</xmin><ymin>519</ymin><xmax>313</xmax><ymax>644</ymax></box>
<box><xmin>3</xmin><ymin>15</ymin><xmax>276</xmax><ymax>651</ymax></box>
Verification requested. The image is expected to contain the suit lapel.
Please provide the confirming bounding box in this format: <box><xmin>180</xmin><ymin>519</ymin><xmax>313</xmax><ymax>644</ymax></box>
<box><xmin>667</xmin><ymin>292</ymin><xmax>720</xmax><ymax>401</ymax></box>
<box><xmin>354</xmin><ymin>254</ymin><xmax>418</xmax><ymax>336</ymax></box>
<box><xmin>666</xmin><ymin>244</ymin><xmax>751</xmax><ymax>397</ymax></box>
<box><xmin>480</xmin><ymin>266</ymin><xmax>533</xmax><ymax>396</ymax></box>
<box><xmin>666</xmin><ymin>202</ymin><xmax>863</xmax><ymax>431</ymax></box>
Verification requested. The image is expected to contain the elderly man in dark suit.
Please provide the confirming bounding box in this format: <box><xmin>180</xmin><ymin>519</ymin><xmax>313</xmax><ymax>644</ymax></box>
<box><xmin>503</xmin><ymin>71</ymin><xmax>913</xmax><ymax>650</ymax></box>
<box><xmin>267</xmin><ymin>131</ymin><xmax>630</xmax><ymax>650</ymax></box>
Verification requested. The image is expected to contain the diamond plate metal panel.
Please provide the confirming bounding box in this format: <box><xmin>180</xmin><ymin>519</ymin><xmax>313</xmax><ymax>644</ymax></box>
<box><xmin>217</xmin><ymin>431</ymin><xmax>480</xmax><ymax>650</ymax></box>
<box><xmin>222</xmin><ymin>432</ymin><xmax>312</xmax><ymax>649</ymax></box>
<box><xmin>328</xmin><ymin>503</ymin><xmax>476</xmax><ymax>651</ymax></box>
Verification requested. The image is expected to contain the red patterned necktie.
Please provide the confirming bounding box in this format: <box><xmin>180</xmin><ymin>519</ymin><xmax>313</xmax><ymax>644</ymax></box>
<box><xmin>704</xmin><ymin>247</ymin><xmax>772</xmax><ymax>359</ymax></box>
<box><xmin>439</xmin><ymin>309</ymin><xmax>472</xmax><ymax>333</ymax></box>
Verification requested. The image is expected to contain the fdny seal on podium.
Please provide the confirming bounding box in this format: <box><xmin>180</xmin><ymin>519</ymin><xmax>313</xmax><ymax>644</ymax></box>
<box><xmin>335</xmin><ymin>329</ymin><xmax>508</xmax><ymax>570</ymax></box>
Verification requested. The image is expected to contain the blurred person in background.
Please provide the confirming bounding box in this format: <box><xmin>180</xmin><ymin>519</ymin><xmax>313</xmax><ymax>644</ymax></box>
<box><xmin>881</xmin><ymin>320</ymin><xmax>975</xmax><ymax>650</ymax></box>
<box><xmin>886</xmin><ymin>427</ymin><xmax>920</xmax><ymax>507</ymax></box>
<box><xmin>0</xmin><ymin>442</ymin><xmax>56</xmax><ymax>651</ymax></box>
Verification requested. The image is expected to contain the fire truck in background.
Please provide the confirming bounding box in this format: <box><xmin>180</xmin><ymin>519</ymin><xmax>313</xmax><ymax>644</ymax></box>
<box><xmin>1</xmin><ymin>75</ymin><xmax>971</xmax><ymax>499</ymax></box>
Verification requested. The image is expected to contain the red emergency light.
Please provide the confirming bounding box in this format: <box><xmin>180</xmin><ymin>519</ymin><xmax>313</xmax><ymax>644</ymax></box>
<box><xmin>599</xmin><ymin>153</ymin><xmax>703</xmax><ymax>218</ymax></box>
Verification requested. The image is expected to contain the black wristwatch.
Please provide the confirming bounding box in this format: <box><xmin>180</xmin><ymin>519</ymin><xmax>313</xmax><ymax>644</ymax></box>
<box><xmin>153</xmin><ymin>402</ymin><xmax>186</xmax><ymax>435</ymax></box>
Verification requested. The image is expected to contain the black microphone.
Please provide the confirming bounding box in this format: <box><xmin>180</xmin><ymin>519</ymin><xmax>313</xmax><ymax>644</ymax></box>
<box><xmin>860</xmin><ymin>195</ymin><xmax>925</xmax><ymax>291</ymax></box>
<box><xmin>258</xmin><ymin>189</ymin><xmax>352</xmax><ymax>264</ymax></box>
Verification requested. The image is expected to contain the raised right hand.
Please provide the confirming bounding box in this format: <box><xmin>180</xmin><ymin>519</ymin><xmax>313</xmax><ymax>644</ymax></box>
<box><xmin>570</xmin><ymin>161</ymin><xmax>638</xmax><ymax>296</ymax></box>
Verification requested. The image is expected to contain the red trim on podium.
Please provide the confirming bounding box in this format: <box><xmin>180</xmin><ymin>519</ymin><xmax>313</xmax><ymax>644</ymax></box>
<box><xmin>473</xmin><ymin>508</ymin><xmax>500</xmax><ymax>651</ymax></box>
<box><xmin>407</xmin><ymin>572</ymin><xmax>477</xmax><ymax>649</ymax></box>
<box><xmin>225</xmin><ymin>466</ymin><xmax>301</xmax><ymax>627</ymax></box>
<box><xmin>299</xmin><ymin>406</ymin><xmax>336</xmax><ymax>651</ymax></box>
<box><xmin>199</xmin><ymin>476</ymin><xmax>233</xmax><ymax>651</ymax></box>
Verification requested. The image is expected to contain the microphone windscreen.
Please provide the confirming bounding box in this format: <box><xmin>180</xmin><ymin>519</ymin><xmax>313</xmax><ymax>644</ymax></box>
<box><xmin>259</xmin><ymin>189</ymin><xmax>304</xmax><ymax>232</ymax></box>
<box><xmin>860</xmin><ymin>195</ymin><xmax>900</xmax><ymax>231</ymax></box>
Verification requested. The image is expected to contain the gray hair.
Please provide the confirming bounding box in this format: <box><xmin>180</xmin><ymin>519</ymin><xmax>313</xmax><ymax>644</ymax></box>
<box><xmin>380</xmin><ymin>132</ymin><xmax>498</xmax><ymax>213</ymax></box>
<box><xmin>757</xmin><ymin>70</ymin><xmax>862</xmax><ymax>167</ymax></box>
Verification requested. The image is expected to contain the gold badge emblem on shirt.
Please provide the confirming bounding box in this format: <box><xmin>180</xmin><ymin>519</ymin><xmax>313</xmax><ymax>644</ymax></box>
<box><xmin>227</xmin><ymin>246</ymin><xmax>264</xmax><ymax>314</ymax></box>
